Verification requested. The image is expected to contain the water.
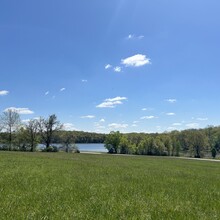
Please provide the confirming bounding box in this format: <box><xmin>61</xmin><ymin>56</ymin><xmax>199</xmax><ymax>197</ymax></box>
<box><xmin>37</xmin><ymin>143</ymin><xmax>107</xmax><ymax>152</ymax></box>
<box><xmin>76</xmin><ymin>143</ymin><xmax>107</xmax><ymax>152</ymax></box>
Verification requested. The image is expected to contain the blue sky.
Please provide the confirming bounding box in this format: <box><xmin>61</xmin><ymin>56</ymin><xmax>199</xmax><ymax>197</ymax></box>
<box><xmin>1</xmin><ymin>0</ymin><xmax>220</xmax><ymax>133</ymax></box>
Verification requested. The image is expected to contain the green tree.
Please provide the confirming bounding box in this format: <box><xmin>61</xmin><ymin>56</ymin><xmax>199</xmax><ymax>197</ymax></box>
<box><xmin>188</xmin><ymin>130</ymin><xmax>209</xmax><ymax>158</ymax></box>
<box><xmin>0</xmin><ymin>109</ymin><xmax>20</xmax><ymax>150</ymax></box>
<box><xmin>61</xmin><ymin>131</ymin><xmax>76</xmax><ymax>153</ymax></box>
<box><xmin>105</xmin><ymin>131</ymin><xmax>121</xmax><ymax>153</ymax></box>
<box><xmin>211</xmin><ymin>147</ymin><xmax>217</xmax><ymax>159</ymax></box>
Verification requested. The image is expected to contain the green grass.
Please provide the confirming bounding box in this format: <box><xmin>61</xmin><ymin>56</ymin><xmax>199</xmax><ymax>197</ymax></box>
<box><xmin>0</xmin><ymin>152</ymin><xmax>219</xmax><ymax>219</ymax></box>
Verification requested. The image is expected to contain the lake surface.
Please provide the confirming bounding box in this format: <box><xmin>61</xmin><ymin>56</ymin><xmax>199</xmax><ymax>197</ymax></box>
<box><xmin>76</xmin><ymin>143</ymin><xmax>107</xmax><ymax>152</ymax></box>
<box><xmin>37</xmin><ymin>143</ymin><xmax>107</xmax><ymax>152</ymax></box>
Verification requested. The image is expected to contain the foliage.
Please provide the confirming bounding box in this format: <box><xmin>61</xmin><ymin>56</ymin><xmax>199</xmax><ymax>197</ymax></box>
<box><xmin>104</xmin><ymin>131</ymin><xmax>121</xmax><ymax>153</ymax></box>
<box><xmin>0</xmin><ymin>109</ymin><xmax>21</xmax><ymax>150</ymax></box>
<box><xmin>38</xmin><ymin>114</ymin><xmax>62</xmax><ymax>149</ymax></box>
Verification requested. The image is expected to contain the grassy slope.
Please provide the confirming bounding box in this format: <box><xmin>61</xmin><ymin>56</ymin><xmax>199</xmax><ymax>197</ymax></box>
<box><xmin>0</xmin><ymin>152</ymin><xmax>219</xmax><ymax>220</ymax></box>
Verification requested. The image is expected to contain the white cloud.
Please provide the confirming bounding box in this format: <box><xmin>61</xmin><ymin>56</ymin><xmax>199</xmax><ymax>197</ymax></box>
<box><xmin>126</xmin><ymin>34</ymin><xmax>144</xmax><ymax>40</ymax></box>
<box><xmin>133</xmin><ymin>120</ymin><xmax>139</xmax><ymax>124</ymax></box>
<box><xmin>166</xmin><ymin>112</ymin><xmax>176</xmax><ymax>116</ymax></box>
<box><xmin>81</xmin><ymin>79</ymin><xmax>88</xmax><ymax>83</ymax></box>
<box><xmin>105</xmin><ymin>64</ymin><xmax>112</xmax><ymax>69</ymax></box>
<box><xmin>100</xmin><ymin>119</ymin><xmax>105</xmax><ymax>123</ymax></box>
<box><xmin>114</xmin><ymin>66</ymin><xmax>122</xmax><ymax>72</ymax></box>
<box><xmin>172</xmin><ymin>123</ymin><xmax>182</xmax><ymax>126</ymax></box>
<box><xmin>127</xmin><ymin>34</ymin><xmax>134</xmax><ymax>39</ymax></box>
<box><xmin>131</xmin><ymin>124</ymin><xmax>137</xmax><ymax>127</ymax></box>
<box><xmin>22</xmin><ymin>119</ymin><xmax>30</xmax><ymax>123</ymax></box>
<box><xmin>80</xmin><ymin>115</ymin><xmax>95</xmax><ymax>119</ymax></box>
<box><xmin>197</xmin><ymin>118</ymin><xmax>208</xmax><ymax>121</ymax></box>
<box><xmin>142</xmin><ymin>107</ymin><xmax>153</xmax><ymax>111</ymax></box>
<box><xmin>96</xmin><ymin>96</ymin><xmax>127</xmax><ymax>108</ymax></box>
<box><xmin>105</xmin><ymin>97</ymin><xmax>127</xmax><ymax>102</ymax></box>
<box><xmin>108</xmin><ymin>123</ymin><xmax>128</xmax><ymax>129</ymax></box>
<box><xmin>0</xmin><ymin>90</ymin><xmax>9</xmax><ymax>96</ymax></box>
<box><xmin>167</xmin><ymin>127</ymin><xmax>178</xmax><ymax>131</ymax></box>
<box><xmin>94</xmin><ymin>122</ymin><xmax>105</xmax><ymax>130</ymax></box>
<box><xmin>121</xmin><ymin>54</ymin><xmax>151</xmax><ymax>67</ymax></box>
<box><xmin>63</xmin><ymin>123</ymin><xmax>77</xmax><ymax>131</ymax></box>
<box><xmin>60</xmin><ymin>88</ymin><xmax>66</xmax><ymax>92</ymax></box>
<box><xmin>4</xmin><ymin>107</ymin><xmax>34</xmax><ymax>115</ymax></box>
<box><xmin>138</xmin><ymin>35</ymin><xmax>144</xmax><ymax>39</ymax></box>
<box><xmin>45</xmin><ymin>91</ymin><xmax>49</xmax><ymax>95</ymax></box>
<box><xmin>140</xmin><ymin>116</ymin><xmax>158</xmax><ymax>119</ymax></box>
<box><xmin>165</xmin><ymin>99</ymin><xmax>177</xmax><ymax>103</ymax></box>
<box><xmin>186</xmin><ymin>123</ymin><xmax>199</xmax><ymax>128</ymax></box>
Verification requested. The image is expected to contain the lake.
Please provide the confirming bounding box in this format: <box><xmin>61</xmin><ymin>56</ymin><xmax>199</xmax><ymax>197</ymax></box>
<box><xmin>76</xmin><ymin>143</ymin><xmax>107</xmax><ymax>152</ymax></box>
<box><xmin>37</xmin><ymin>143</ymin><xmax>107</xmax><ymax>152</ymax></box>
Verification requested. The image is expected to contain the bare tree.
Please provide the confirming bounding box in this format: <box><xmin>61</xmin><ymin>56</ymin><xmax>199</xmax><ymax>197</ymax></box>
<box><xmin>38</xmin><ymin>114</ymin><xmax>62</xmax><ymax>150</ymax></box>
<box><xmin>0</xmin><ymin>109</ymin><xmax>20</xmax><ymax>150</ymax></box>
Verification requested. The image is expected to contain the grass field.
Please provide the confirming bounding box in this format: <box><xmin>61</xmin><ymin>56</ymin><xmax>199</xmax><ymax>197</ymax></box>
<box><xmin>0</xmin><ymin>152</ymin><xmax>219</xmax><ymax>219</ymax></box>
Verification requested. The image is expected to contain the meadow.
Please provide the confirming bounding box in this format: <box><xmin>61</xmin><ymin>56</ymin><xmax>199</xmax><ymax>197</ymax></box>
<box><xmin>0</xmin><ymin>152</ymin><xmax>219</xmax><ymax>219</ymax></box>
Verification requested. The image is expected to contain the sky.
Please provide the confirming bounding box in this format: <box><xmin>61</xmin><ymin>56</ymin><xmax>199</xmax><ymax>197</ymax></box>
<box><xmin>1</xmin><ymin>0</ymin><xmax>220</xmax><ymax>133</ymax></box>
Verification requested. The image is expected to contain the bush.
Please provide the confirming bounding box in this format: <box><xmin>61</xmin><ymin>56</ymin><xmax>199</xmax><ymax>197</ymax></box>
<box><xmin>211</xmin><ymin>147</ymin><xmax>217</xmax><ymax>159</ymax></box>
<box><xmin>42</xmin><ymin>146</ymin><xmax>58</xmax><ymax>152</ymax></box>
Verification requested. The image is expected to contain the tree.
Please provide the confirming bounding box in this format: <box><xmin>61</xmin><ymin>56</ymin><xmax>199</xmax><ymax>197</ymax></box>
<box><xmin>38</xmin><ymin>114</ymin><xmax>62</xmax><ymax>150</ymax></box>
<box><xmin>211</xmin><ymin>147</ymin><xmax>217</xmax><ymax>159</ymax></box>
<box><xmin>0</xmin><ymin>109</ymin><xmax>20</xmax><ymax>150</ymax></box>
<box><xmin>105</xmin><ymin>131</ymin><xmax>121</xmax><ymax>153</ymax></box>
<box><xmin>61</xmin><ymin>131</ymin><xmax>75</xmax><ymax>153</ymax></box>
<box><xmin>188</xmin><ymin>130</ymin><xmax>208</xmax><ymax>158</ymax></box>
<box><xmin>119</xmin><ymin>136</ymin><xmax>130</xmax><ymax>154</ymax></box>
<box><xmin>25</xmin><ymin>119</ymin><xmax>39</xmax><ymax>152</ymax></box>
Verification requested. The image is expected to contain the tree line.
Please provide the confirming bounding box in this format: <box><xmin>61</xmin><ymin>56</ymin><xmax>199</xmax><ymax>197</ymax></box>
<box><xmin>0</xmin><ymin>109</ymin><xmax>220</xmax><ymax>158</ymax></box>
<box><xmin>105</xmin><ymin>128</ymin><xmax>220</xmax><ymax>158</ymax></box>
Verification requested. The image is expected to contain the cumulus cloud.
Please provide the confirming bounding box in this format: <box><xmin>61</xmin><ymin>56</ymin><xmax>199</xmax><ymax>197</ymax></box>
<box><xmin>105</xmin><ymin>64</ymin><xmax>112</xmax><ymax>69</ymax></box>
<box><xmin>4</xmin><ymin>107</ymin><xmax>34</xmax><ymax>115</ymax></box>
<box><xmin>60</xmin><ymin>88</ymin><xmax>66</xmax><ymax>92</ymax></box>
<box><xmin>133</xmin><ymin>121</ymin><xmax>139</xmax><ymax>124</ymax></box>
<box><xmin>63</xmin><ymin>123</ymin><xmax>77</xmax><ymax>131</ymax></box>
<box><xmin>108</xmin><ymin>123</ymin><xmax>128</xmax><ymax>129</ymax></box>
<box><xmin>197</xmin><ymin>118</ymin><xmax>208</xmax><ymax>121</ymax></box>
<box><xmin>167</xmin><ymin>127</ymin><xmax>178</xmax><ymax>131</ymax></box>
<box><xmin>166</xmin><ymin>112</ymin><xmax>176</xmax><ymax>116</ymax></box>
<box><xmin>121</xmin><ymin>54</ymin><xmax>151</xmax><ymax>67</ymax></box>
<box><xmin>100</xmin><ymin>119</ymin><xmax>105</xmax><ymax>123</ymax></box>
<box><xmin>165</xmin><ymin>99</ymin><xmax>177</xmax><ymax>103</ymax></box>
<box><xmin>140</xmin><ymin>116</ymin><xmax>158</xmax><ymax>119</ymax></box>
<box><xmin>114</xmin><ymin>66</ymin><xmax>122</xmax><ymax>72</ymax></box>
<box><xmin>172</xmin><ymin>123</ymin><xmax>182</xmax><ymax>126</ymax></box>
<box><xmin>186</xmin><ymin>123</ymin><xmax>199</xmax><ymax>128</ymax></box>
<box><xmin>96</xmin><ymin>96</ymin><xmax>127</xmax><ymax>108</ymax></box>
<box><xmin>22</xmin><ymin>119</ymin><xmax>30</xmax><ymax>123</ymax></box>
<box><xmin>0</xmin><ymin>90</ymin><xmax>9</xmax><ymax>96</ymax></box>
<box><xmin>80</xmin><ymin>115</ymin><xmax>95</xmax><ymax>119</ymax></box>
<box><xmin>81</xmin><ymin>79</ymin><xmax>88</xmax><ymax>83</ymax></box>
<box><xmin>45</xmin><ymin>91</ymin><xmax>49</xmax><ymax>95</ymax></box>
